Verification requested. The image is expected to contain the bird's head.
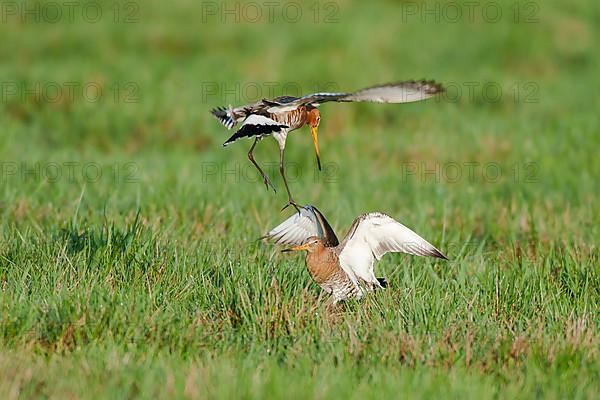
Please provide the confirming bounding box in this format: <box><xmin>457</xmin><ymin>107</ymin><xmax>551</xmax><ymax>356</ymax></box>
<box><xmin>306</xmin><ymin>108</ymin><xmax>321</xmax><ymax>171</ymax></box>
<box><xmin>282</xmin><ymin>236</ymin><xmax>324</xmax><ymax>253</ymax></box>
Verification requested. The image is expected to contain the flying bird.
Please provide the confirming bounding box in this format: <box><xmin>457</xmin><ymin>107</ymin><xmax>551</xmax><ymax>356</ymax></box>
<box><xmin>263</xmin><ymin>205</ymin><xmax>448</xmax><ymax>304</ymax></box>
<box><xmin>211</xmin><ymin>80</ymin><xmax>444</xmax><ymax>209</ymax></box>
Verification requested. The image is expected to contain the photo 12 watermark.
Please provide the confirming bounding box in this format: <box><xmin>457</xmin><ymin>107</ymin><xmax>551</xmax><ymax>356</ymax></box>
<box><xmin>0</xmin><ymin>162</ymin><xmax>139</xmax><ymax>184</ymax></box>
<box><xmin>201</xmin><ymin>1</ymin><xmax>339</xmax><ymax>23</ymax></box>
<box><xmin>200</xmin><ymin>238</ymin><xmax>541</xmax><ymax>265</ymax></box>
<box><xmin>1</xmin><ymin>81</ymin><xmax>139</xmax><ymax>104</ymax></box>
<box><xmin>201</xmin><ymin>80</ymin><xmax>539</xmax><ymax>105</ymax></box>
<box><xmin>201</xmin><ymin>162</ymin><xmax>338</xmax><ymax>184</ymax></box>
<box><xmin>437</xmin><ymin>81</ymin><xmax>539</xmax><ymax>104</ymax></box>
<box><xmin>1</xmin><ymin>1</ymin><xmax>140</xmax><ymax>23</ymax></box>
<box><xmin>201</xmin><ymin>81</ymin><xmax>340</xmax><ymax>104</ymax></box>
<box><xmin>400</xmin><ymin>162</ymin><xmax>539</xmax><ymax>184</ymax></box>
<box><xmin>399</xmin><ymin>2</ymin><xmax>539</xmax><ymax>24</ymax></box>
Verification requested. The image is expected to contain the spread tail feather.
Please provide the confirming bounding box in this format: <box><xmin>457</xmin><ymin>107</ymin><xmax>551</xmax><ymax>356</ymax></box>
<box><xmin>211</xmin><ymin>106</ymin><xmax>236</xmax><ymax>130</ymax></box>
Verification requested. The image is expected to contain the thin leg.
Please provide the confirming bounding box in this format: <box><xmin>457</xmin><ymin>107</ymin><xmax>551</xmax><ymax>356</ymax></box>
<box><xmin>248</xmin><ymin>137</ymin><xmax>276</xmax><ymax>192</ymax></box>
<box><xmin>279</xmin><ymin>147</ymin><xmax>300</xmax><ymax>212</ymax></box>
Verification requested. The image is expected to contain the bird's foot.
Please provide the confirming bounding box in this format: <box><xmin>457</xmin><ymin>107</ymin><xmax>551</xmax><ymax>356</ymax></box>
<box><xmin>281</xmin><ymin>198</ymin><xmax>301</xmax><ymax>213</ymax></box>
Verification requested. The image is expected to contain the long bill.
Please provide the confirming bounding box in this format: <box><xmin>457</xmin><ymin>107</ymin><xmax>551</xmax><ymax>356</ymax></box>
<box><xmin>311</xmin><ymin>126</ymin><xmax>322</xmax><ymax>171</ymax></box>
<box><xmin>281</xmin><ymin>243</ymin><xmax>310</xmax><ymax>252</ymax></box>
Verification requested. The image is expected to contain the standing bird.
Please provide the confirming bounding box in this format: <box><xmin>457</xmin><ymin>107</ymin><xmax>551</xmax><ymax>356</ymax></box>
<box><xmin>263</xmin><ymin>205</ymin><xmax>448</xmax><ymax>304</ymax></box>
<box><xmin>211</xmin><ymin>80</ymin><xmax>444</xmax><ymax>209</ymax></box>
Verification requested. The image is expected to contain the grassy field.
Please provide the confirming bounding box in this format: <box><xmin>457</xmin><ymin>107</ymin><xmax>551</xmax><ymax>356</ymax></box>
<box><xmin>0</xmin><ymin>0</ymin><xmax>599</xmax><ymax>398</ymax></box>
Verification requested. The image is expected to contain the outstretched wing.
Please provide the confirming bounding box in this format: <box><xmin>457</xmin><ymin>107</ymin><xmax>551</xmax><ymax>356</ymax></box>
<box><xmin>343</xmin><ymin>80</ymin><xmax>444</xmax><ymax>103</ymax></box>
<box><xmin>292</xmin><ymin>92</ymin><xmax>351</xmax><ymax>106</ymax></box>
<box><xmin>293</xmin><ymin>80</ymin><xmax>444</xmax><ymax>106</ymax></box>
<box><xmin>337</xmin><ymin>213</ymin><xmax>447</xmax><ymax>285</ymax></box>
<box><xmin>222</xmin><ymin>114</ymin><xmax>288</xmax><ymax>146</ymax></box>
<box><xmin>262</xmin><ymin>205</ymin><xmax>339</xmax><ymax>247</ymax></box>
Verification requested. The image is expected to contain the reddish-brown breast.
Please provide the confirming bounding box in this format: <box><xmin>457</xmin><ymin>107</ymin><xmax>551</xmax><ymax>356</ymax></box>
<box><xmin>270</xmin><ymin>106</ymin><xmax>308</xmax><ymax>131</ymax></box>
<box><xmin>305</xmin><ymin>245</ymin><xmax>345</xmax><ymax>286</ymax></box>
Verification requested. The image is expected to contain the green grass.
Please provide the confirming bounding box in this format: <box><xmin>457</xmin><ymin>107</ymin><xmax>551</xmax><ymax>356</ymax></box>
<box><xmin>0</xmin><ymin>0</ymin><xmax>599</xmax><ymax>398</ymax></box>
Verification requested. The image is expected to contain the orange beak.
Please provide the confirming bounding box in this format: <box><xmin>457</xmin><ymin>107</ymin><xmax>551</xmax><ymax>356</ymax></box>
<box><xmin>311</xmin><ymin>126</ymin><xmax>321</xmax><ymax>171</ymax></box>
<box><xmin>281</xmin><ymin>243</ymin><xmax>310</xmax><ymax>252</ymax></box>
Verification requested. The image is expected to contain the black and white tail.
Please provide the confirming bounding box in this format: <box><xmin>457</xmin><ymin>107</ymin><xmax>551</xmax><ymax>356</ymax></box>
<box><xmin>210</xmin><ymin>106</ymin><xmax>236</xmax><ymax>130</ymax></box>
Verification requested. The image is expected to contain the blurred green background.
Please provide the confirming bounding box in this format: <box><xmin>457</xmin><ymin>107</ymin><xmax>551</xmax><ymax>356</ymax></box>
<box><xmin>0</xmin><ymin>0</ymin><xmax>598</xmax><ymax>398</ymax></box>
